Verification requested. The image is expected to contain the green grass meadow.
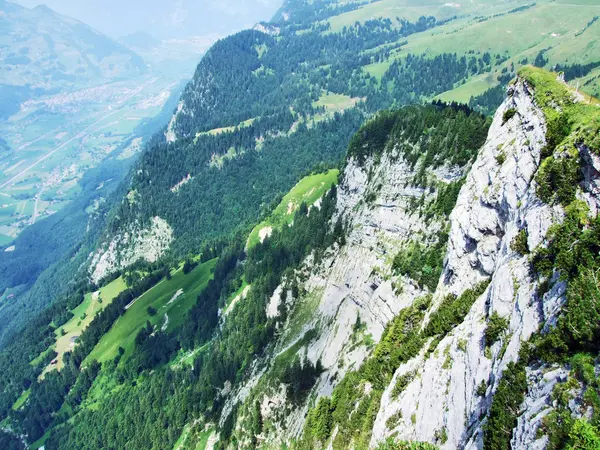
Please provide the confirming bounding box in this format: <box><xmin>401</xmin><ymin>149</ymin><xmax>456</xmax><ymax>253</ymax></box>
<box><xmin>247</xmin><ymin>169</ymin><xmax>339</xmax><ymax>249</ymax></box>
<box><xmin>86</xmin><ymin>258</ymin><xmax>217</xmax><ymax>363</ymax></box>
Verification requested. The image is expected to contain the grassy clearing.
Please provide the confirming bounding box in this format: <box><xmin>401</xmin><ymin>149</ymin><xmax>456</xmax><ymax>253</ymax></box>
<box><xmin>195</xmin><ymin>118</ymin><xmax>256</xmax><ymax>140</ymax></box>
<box><xmin>247</xmin><ymin>169</ymin><xmax>339</xmax><ymax>249</ymax></box>
<box><xmin>40</xmin><ymin>277</ymin><xmax>127</xmax><ymax>375</ymax></box>
<box><xmin>86</xmin><ymin>259</ymin><xmax>217</xmax><ymax>363</ymax></box>
<box><xmin>173</xmin><ymin>423</ymin><xmax>214</xmax><ymax>450</ymax></box>
<box><xmin>403</xmin><ymin>2</ymin><xmax>600</xmax><ymax>65</ymax></box>
<box><xmin>363</xmin><ymin>61</ymin><xmax>392</xmax><ymax>81</ymax></box>
<box><xmin>173</xmin><ymin>423</ymin><xmax>192</xmax><ymax>450</ymax></box>
<box><xmin>194</xmin><ymin>427</ymin><xmax>214</xmax><ymax>450</ymax></box>
<box><xmin>313</xmin><ymin>91</ymin><xmax>361</xmax><ymax>112</ymax></box>
<box><xmin>29</xmin><ymin>346</ymin><xmax>54</xmax><ymax>367</ymax></box>
<box><xmin>11</xmin><ymin>389</ymin><xmax>30</xmax><ymax>410</ymax></box>
<box><xmin>353</xmin><ymin>1</ymin><xmax>600</xmax><ymax>102</ymax></box>
<box><xmin>436</xmin><ymin>73</ymin><xmax>498</xmax><ymax>104</ymax></box>
<box><xmin>327</xmin><ymin>0</ymin><xmax>459</xmax><ymax>33</ymax></box>
<box><xmin>519</xmin><ymin>65</ymin><xmax>600</xmax><ymax>145</ymax></box>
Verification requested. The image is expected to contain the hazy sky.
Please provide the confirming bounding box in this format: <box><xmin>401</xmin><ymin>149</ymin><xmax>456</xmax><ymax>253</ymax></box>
<box><xmin>15</xmin><ymin>0</ymin><xmax>282</xmax><ymax>39</ymax></box>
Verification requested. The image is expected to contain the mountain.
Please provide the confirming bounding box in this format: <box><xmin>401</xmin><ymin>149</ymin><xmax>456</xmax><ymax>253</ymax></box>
<box><xmin>119</xmin><ymin>31</ymin><xmax>161</xmax><ymax>50</ymax></box>
<box><xmin>15</xmin><ymin>0</ymin><xmax>282</xmax><ymax>40</ymax></box>
<box><xmin>0</xmin><ymin>0</ymin><xmax>600</xmax><ymax>449</ymax></box>
<box><xmin>0</xmin><ymin>0</ymin><xmax>146</xmax><ymax>118</ymax></box>
<box><xmin>229</xmin><ymin>67</ymin><xmax>600</xmax><ymax>449</ymax></box>
<box><xmin>2</xmin><ymin>65</ymin><xmax>599</xmax><ymax>450</ymax></box>
<box><xmin>88</xmin><ymin>0</ymin><xmax>600</xmax><ymax>282</ymax></box>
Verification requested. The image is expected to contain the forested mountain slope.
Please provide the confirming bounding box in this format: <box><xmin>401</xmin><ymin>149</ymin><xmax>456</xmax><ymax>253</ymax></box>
<box><xmin>88</xmin><ymin>0</ymin><xmax>600</xmax><ymax>284</ymax></box>
<box><xmin>2</xmin><ymin>66</ymin><xmax>599</xmax><ymax>450</ymax></box>
<box><xmin>224</xmin><ymin>66</ymin><xmax>600</xmax><ymax>450</ymax></box>
<box><xmin>1</xmin><ymin>0</ymin><xmax>600</xmax><ymax>448</ymax></box>
<box><xmin>0</xmin><ymin>41</ymin><xmax>599</xmax><ymax>449</ymax></box>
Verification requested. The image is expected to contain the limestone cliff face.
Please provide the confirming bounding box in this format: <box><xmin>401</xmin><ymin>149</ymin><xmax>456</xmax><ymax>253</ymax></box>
<box><xmin>368</xmin><ymin>76</ymin><xmax>600</xmax><ymax>450</ymax></box>
<box><xmin>371</xmin><ymin>77</ymin><xmax>561</xmax><ymax>449</ymax></box>
<box><xmin>88</xmin><ymin>216</ymin><xmax>173</xmax><ymax>284</ymax></box>
<box><xmin>225</xmin><ymin>76</ymin><xmax>599</xmax><ymax>449</ymax></box>
<box><xmin>226</xmin><ymin>109</ymin><xmax>478</xmax><ymax>446</ymax></box>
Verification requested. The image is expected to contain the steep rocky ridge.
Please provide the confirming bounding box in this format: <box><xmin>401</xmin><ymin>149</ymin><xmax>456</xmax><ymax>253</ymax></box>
<box><xmin>371</xmin><ymin>74</ymin><xmax>560</xmax><ymax>449</ymax></box>
<box><xmin>225</xmin><ymin>71</ymin><xmax>600</xmax><ymax>449</ymax></box>
<box><xmin>223</xmin><ymin>104</ymin><xmax>490</xmax><ymax>447</ymax></box>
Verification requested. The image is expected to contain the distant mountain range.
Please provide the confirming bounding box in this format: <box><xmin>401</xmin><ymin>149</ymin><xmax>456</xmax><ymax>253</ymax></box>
<box><xmin>0</xmin><ymin>0</ymin><xmax>147</xmax><ymax>117</ymax></box>
<box><xmin>15</xmin><ymin>0</ymin><xmax>282</xmax><ymax>40</ymax></box>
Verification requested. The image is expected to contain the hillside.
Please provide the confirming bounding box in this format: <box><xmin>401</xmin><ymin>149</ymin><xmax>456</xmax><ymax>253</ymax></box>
<box><xmin>1</xmin><ymin>66</ymin><xmax>599</xmax><ymax>450</ymax></box>
<box><xmin>0</xmin><ymin>0</ymin><xmax>146</xmax><ymax>118</ymax></box>
<box><xmin>89</xmin><ymin>0</ymin><xmax>600</xmax><ymax>284</ymax></box>
<box><xmin>0</xmin><ymin>0</ymin><xmax>600</xmax><ymax>448</ymax></box>
<box><xmin>0</xmin><ymin>1</ymin><xmax>194</xmax><ymax>343</ymax></box>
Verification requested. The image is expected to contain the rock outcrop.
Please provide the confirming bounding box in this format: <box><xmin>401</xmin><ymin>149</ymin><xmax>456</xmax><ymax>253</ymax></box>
<box><xmin>89</xmin><ymin>216</ymin><xmax>173</xmax><ymax>283</ymax></box>
<box><xmin>371</xmin><ymin>76</ymin><xmax>562</xmax><ymax>449</ymax></box>
<box><xmin>225</xmin><ymin>73</ymin><xmax>600</xmax><ymax>449</ymax></box>
<box><xmin>226</xmin><ymin>108</ymin><xmax>480</xmax><ymax>446</ymax></box>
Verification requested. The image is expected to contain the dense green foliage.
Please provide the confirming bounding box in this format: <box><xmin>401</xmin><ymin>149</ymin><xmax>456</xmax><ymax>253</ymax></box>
<box><xmin>423</xmin><ymin>281</ymin><xmax>490</xmax><ymax>338</ymax></box>
<box><xmin>280</xmin><ymin>357</ymin><xmax>323</xmax><ymax>404</ymax></box>
<box><xmin>502</xmin><ymin>108</ymin><xmax>517</xmax><ymax>124</ymax></box>
<box><xmin>555</xmin><ymin>60</ymin><xmax>600</xmax><ymax>82</ymax></box>
<box><xmin>36</xmin><ymin>184</ymin><xmax>342</xmax><ymax>449</ymax></box>
<box><xmin>510</xmin><ymin>228</ymin><xmax>530</xmax><ymax>255</ymax></box>
<box><xmin>484</xmin><ymin>312</ymin><xmax>508</xmax><ymax>348</ymax></box>
<box><xmin>469</xmin><ymin>84</ymin><xmax>507</xmax><ymax>117</ymax></box>
<box><xmin>348</xmin><ymin>103</ymin><xmax>489</xmax><ymax>168</ymax></box>
<box><xmin>483</xmin><ymin>357</ymin><xmax>528</xmax><ymax>450</ymax></box>
<box><xmin>565</xmin><ymin>419</ymin><xmax>600</xmax><ymax>449</ymax></box>
<box><xmin>392</xmin><ymin>240</ymin><xmax>445</xmax><ymax>291</ymax></box>
<box><xmin>535</xmin><ymin>152</ymin><xmax>581</xmax><ymax>205</ymax></box>
<box><xmin>120</xmin><ymin>108</ymin><xmax>364</xmax><ymax>256</ymax></box>
<box><xmin>379</xmin><ymin>52</ymin><xmax>497</xmax><ymax>111</ymax></box>
<box><xmin>392</xmin><ymin>370</ymin><xmax>417</xmax><ymax>399</ymax></box>
<box><xmin>0</xmin><ymin>430</ymin><xmax>24</xmax><ymax>450</ymax></box>
<box><xmin>376</xmin><ymin>438</ymin><xmax>439</xmax><ymax>450</ymax></box>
